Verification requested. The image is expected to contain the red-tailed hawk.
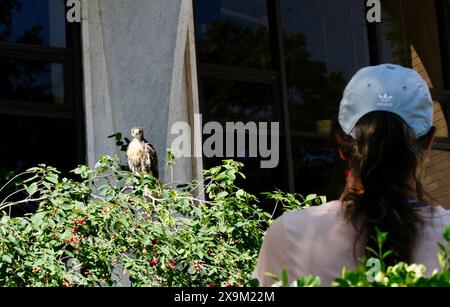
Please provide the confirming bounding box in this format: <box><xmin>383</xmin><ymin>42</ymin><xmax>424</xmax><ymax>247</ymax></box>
<box><xmin>126</xmin><ymin>127</ymin><xmax>159</xmax><ymax>178</ymax></box>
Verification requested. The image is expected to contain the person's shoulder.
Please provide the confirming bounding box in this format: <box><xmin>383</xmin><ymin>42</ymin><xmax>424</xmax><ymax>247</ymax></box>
<box><xmin>416</xmin><ymin>205</ymin><xmax>450</xmax><ymax>246</ymax></box>
<box><xmin>435</xmin><ymin>205</ymin><xmax>450</xmax><ymax>214</ymax></box>
<box><xmin>282</xmin><ymin>200</ymin><xmax>342</xmax><ymax>218</ymax></box>
<box><xmin>420</xmin><ymin>204</ymin><xmax>450</xmax><ymax>219</ymax></box>
<box><xmin>277</xmin><ymin>200</ymin><xmax>343</xmax><ymax>228</ymax></box>
<box><xmin>432</xmin><ymin>205</ymin><xmax>450</xmax><ymax>221</ymax></box>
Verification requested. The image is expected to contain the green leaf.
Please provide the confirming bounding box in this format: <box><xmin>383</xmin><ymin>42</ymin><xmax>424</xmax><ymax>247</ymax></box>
<box><xmin>227</xmin><ymin>227</ymin><xmax>235</xmax><ymax>233</ymax></box>
<box><xmin>25</xmin><ymin>183</ymin><xmax>38</xmax><ymax>196</ymax></box>
<box><xmin>281</xmin><ymin>269</ymin><xmax>289</xmax><ymax>287</ymax></box>
<box><xmin>249</xmin><ymin>278</ymin><xmax>260</xmax><ymax>287</ymax></box>
<box><xmin>366</xmin><ymin>247</ymin><xmax>378</xmax><ymax>257</ymax></box>
<box><xmin>61</xmin><ymin>229</ymin><xmax>72</xmax><ymax>241</ymax></box>
<box><xmin>438</xmin><ymin>253</ymin><xmax>446</xmax><ymax>270</ymax></box>
<box><xmin>443</xmin><ymin>227</ymin><xmax>450</xmax><ymax>243</ymax></box>
<box><xmin>437</xmin><ymin>242</ymin><xmax>446</xmax><ymax>253</ymax></box>
<box><xmin>297</xmin><ymin>275</ymin><xmax>321</xmax><ymax>287</ymax></box>
<box><xmin>216</xmin><ymin>191</ymin><xmax>229</xmax><ymax>199</ymax></box>
<box><xmin>30</xmin><ymin>212</ymin><xmax>46</xmax><ymax>226</ymax></box>
<box><xmin>382</xmin><ymin>250</ymin><xmax>393</xmax><ymax>259</ymax></box>
<box><xmin>236</xmin><ymin>189</ymin><xmax>244</xmax><ymax>199</ymax></box>
<box><xmin>375</xmin><ymin>227</ymin><xmax>388</xmax><ymax>250</ymax></box>
<box><xmin>305</xmin><ymin>194</ymin><xmax>317</xmax><ymax>202</ymax></box>
<box><xmin>264</xmin><ymin>272</ymin><xmax>278</xmax><ymax>281</ymax></box>
<box><xmin>2</xmin><ymin>255</ymin><xmax>12</xmax><ymax>263</ymax></box>
<box><xmin>45</xmin><ymin>174</ymin><xmax>58</xmax><ymax>184</ymax></box>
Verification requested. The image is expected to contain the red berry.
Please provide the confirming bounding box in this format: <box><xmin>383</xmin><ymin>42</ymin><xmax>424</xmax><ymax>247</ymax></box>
<box><xmin>68</xmin><ymin>236</ymin><xmax>80</xmax><ymax>245</ymax></box>
<box><xmin>150</xmin><ymin>259</ymin><xmax>158</xmax><ymax>266</ymax></box>
<box><xmin>151</xmin><ymin>239</ymin><xmax>157</xmax><ymax>245</ymax></box>
<box><xmin>209</xmin><ymin>283</ymin><xmax>216</xmax><ymax>288</ymax></box>
<box><xmin>74</xmin><ymin>218</ymin><xmax>85</xmax><ymax>226</ymax></box>
<box><xmin>72</xmin><ymin>227</ymin><xmax>77</xmax><ymax>234</ymax></box>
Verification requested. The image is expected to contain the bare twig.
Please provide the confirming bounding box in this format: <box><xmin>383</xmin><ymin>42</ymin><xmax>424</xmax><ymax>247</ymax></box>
<box><xmin>0</xmin><ymin>171</ymin><xmax>33</xmax><ymax>195</ymax></box>
<box><xmin>1</xmin><ymin>187</ymin><xmax>28</xmax><ymax>207</ymax></box>
<box><xmin>0</xmin><ymin>197</ymin><xmax>48</xmax><ymax>211</ymax></box>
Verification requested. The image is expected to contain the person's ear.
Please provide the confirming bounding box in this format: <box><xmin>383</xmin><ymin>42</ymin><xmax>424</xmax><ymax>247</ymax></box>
<box><xmin>338</xmin><ymin>148</ymin><xmax>348</xmax><ymax>161</ymax></box>
<box><xmin>421</xmin><ymin>127</ymin><xmax>436</xmax><ymax>165</ymax></box>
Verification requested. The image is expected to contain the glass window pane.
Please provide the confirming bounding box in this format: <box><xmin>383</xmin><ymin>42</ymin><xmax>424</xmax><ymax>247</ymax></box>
<box><xmin>0</xmin><ymin>57</ymin><xmax>65</xmax><ymax>104</ymax></box>
<box><xmin>292</xmin><ymin>137</ymin><xmax>345</xmax><ymax>200</ymax></box>
<box><xmin>202</xmin><ymin>128</ymin><xmax>286</xmax><ymax>207</ymax></box>
<box><xmin>281</xmin><ymin>0</ymin><xmax>371</xmax><ymax>133</ymax></box>
<box><xmin>202</xmin><ymin>79</ymin><xmax>274</xmax><ymax>122</ymax></box>
<box><xmin>0</xmin><ymin>115</ymin><xmax>78</xmax><ymax>174</ymax></box>
<box><xmin>378</xmin><ymin>12</ymin><xmax>412</xmax><ymax>67</ymax></box>
<box><xmin>194</xmin><ymin>0</ymin><xmax>271</xmax><ymax>69</ymax></box>
<box><xmin>0</xmin><ymin>0</ymin><xmax>67</xmax><ymax>48</ymax></box>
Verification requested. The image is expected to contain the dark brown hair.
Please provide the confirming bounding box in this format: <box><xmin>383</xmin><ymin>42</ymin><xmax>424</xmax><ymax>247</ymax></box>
<box><xmin>336</xmin><ymin>111</ymin><xmax>435</xmax><ymax>266</ymax></box>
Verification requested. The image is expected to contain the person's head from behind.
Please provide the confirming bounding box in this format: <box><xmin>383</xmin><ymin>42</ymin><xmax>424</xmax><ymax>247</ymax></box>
<box><xmin>336</xmin><ymin>64</ymin><xmax>435</xmax><ymax>266</ymax></box>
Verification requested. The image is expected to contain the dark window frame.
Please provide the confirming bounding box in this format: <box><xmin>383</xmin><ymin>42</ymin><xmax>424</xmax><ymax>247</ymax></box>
<box><xmin>433</xmin><ymin>0</ymin><xmax>450</xmax><ymax>149</ymax></box>
<box><xmin>431</xmin><ymin>89</ymin><xmax>450</xmax><ymax>150</ymax></box>
<box><xmin>0</xmin><ymin>2</ymin><xmax>85</xmax><ymax>164</ymax></box>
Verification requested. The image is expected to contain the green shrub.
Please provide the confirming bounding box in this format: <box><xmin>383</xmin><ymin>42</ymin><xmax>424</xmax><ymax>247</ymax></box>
<box><xmin>0</xmin><ymin>152</ymin><xmax>448</xmax><ymax>287</ymax></box>
<box><xmin>0</xmin><ymin>154</ymin><xmax>324</xmax><ymax>287</ymax></box>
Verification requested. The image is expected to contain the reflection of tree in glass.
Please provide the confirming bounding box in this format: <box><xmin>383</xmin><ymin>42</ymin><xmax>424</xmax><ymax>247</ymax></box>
<box><xmin>1</xmin><ymin>59</ymin><xmax>53</xmax><ymax>103</ymax></box>
<box><xmin>283</xmin><ymin>32</ymin><xmax>347</xmax><ymax>199</ymax></box>
<box><xmin>0</xmin><ymin>0</ymin><xmax>23</xmax><ymax>41</ymax></box>
<box><xmin>0</xmin><ymin>0</ymin><xmax>52</xmax><ymax>103</ymax></box>
<box><xmin>15</xmin><ymin>24</ymin><xmax>45</xmax><ymax>45</ymax></box>
<box><xmin>199</xmin><ymin>20</ymin><xmax>346</xmax><ymax>126</ymax></box>
<box><xmin>381</xmin><ymin>10</ymin><xmax>412</xmax><ymax>67</ymax></box>
<box><xmin>284</xmin><ymin>32</ymin><xmax>347</xmax><ymax>133</ymax></box>
<box><xmin>197</xmin><ymin>19</ymin><xmax>271</xmax><ymax>69</ymax></box>
<box><xmin>204</xmin><ymin>80</ymin><xmax>273</xmax><ymax>122</ymax></box>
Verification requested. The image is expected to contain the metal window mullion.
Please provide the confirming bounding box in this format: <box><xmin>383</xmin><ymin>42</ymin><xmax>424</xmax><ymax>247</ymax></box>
<box><xmin>267</xmin><ymin>0</ymin><xmax>295</xmax><ymax>193</ymax></box>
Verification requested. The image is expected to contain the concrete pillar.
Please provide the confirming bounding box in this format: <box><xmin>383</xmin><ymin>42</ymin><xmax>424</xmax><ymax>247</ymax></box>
<box><xmin>81</xmin><ymin>0</ymin><xmax>203</xmax><ymax>183</ymax></box>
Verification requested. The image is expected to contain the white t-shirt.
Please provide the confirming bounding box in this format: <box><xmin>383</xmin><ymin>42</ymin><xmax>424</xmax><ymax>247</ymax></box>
<box><xmin>253</xmin><ymin>201</ymin><xmax>450</xmax><ymax>287</ymax></box>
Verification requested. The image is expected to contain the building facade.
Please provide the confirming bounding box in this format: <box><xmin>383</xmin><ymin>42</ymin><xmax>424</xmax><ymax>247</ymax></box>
<box><xmin>1</xmin><ymin>0</ymin><xmax>449</xmax><ymax>207</ymax></box>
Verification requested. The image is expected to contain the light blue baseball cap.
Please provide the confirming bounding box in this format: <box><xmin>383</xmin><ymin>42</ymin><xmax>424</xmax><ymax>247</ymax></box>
<box><xmin>338</xmin><ymin>64</ymin><xmax>434</xmax><ymax>139</ymax></box>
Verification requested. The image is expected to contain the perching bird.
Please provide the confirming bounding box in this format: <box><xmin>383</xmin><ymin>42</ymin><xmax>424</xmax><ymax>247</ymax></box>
<box><xmin>127</xmin><ymin>127</ymin><xmax>159</xmax><ymax>178</ymax></box>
